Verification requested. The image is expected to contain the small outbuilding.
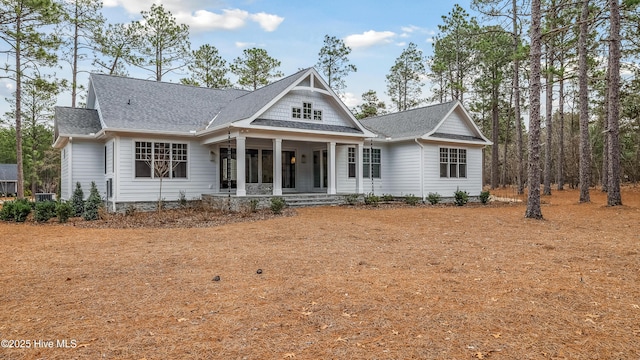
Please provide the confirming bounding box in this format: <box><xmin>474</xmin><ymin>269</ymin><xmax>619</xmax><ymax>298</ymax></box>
<box><xmin>0</xmin><ymin>164</ymin><xmax>18</xmax><ymax>196</ymax></box>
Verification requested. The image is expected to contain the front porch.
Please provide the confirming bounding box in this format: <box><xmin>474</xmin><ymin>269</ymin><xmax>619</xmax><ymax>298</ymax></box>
<box><xmin>204</xmin><ymin>133</ymin><xmax>368</xmax><ymax>197</ymax></box>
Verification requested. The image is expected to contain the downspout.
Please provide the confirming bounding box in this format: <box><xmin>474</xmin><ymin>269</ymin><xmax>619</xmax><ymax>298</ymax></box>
<box><xmin>414</xmin><ymin>139</ymin><xmax>425</xmax><ymax>201</ymax></box>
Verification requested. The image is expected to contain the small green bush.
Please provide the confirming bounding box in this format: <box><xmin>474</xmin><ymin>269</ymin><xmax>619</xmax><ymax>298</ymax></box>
<box><xmin>249</xmin><ymin>199</ymin><xmax>259</xmax><ymax>213</ymax></box>
<box><xmin>56</xmin><ymin>201</ymin><xmax>74</xmax><ymax>223</ymax></box>
<box><xmin>364</xmin><ymin>193</ymin><xmax>380</xmax><ymax>206</ymax></box>
<box><xmin>0</xmin><ymin>201</ymin><xmax>15</xmax><ymax>221</ymax></box>
<box><xmin>344</xmin><ymin>193</ymin><xmax>359</xmax><ymax>205</ymax></box>
<box><xmin>13</xmin><ymin>199</ymin><xmax>32</xmax><ymax>222</ymax></box>
<box><xmin>270</xmin><ymin>197</ymin><xmax>286</xmax><ymax>214</ymax></box>
<box><xmin>382</xmin><ymin>194</ymin><xmax>394</xmax><ymax>202</ymax></box>
<box><xmin>405</xmin><ymin>194</ymin><xmax>420</xmax><ymax>206</ymax></box>
<box><xmin>34</xmin><ymin>200</ymin><xmax>57</xmax><ymax>222</ymax></box>
<box><xmin>454</xmin><ymin>188</ymin><xmax>469</xmax><ymax>206</ymax></box>
<box><xmin>83</xmin><ymin>181</ymin><xmax>103</xmax><ymax>221</ymax></box>
<box><xmin>479</xmin><ymin>190</ymin><xmax>491</xmax><ymax>205</ymax></box>
<box><xmin>71</xmin><ymin>182</ymin><xmax>84</xmax><ymax>217</ymax></box>
<box><xmin>427</xmin><ymin>192</ymin><xmax>441</xmax><ymax>205</ymax></box>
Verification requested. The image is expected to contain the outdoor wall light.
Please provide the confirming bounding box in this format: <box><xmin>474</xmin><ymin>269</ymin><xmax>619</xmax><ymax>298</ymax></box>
<box><xmin>291</xmin><ymin>156</ymin><xmax>296</xmax><ymax>165</ymax></box>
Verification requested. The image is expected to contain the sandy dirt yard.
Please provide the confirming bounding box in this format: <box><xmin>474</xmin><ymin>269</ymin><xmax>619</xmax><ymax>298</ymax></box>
<box><xmin>0</xmin><ymin>187</ymin><xmax>639</xmax><ymax>359</ymax></box>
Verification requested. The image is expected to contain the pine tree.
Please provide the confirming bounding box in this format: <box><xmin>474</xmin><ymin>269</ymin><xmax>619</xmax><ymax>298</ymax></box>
<box><xmin>316</xmin><ymin>35</ymin><xmax>357</xmax><ymax>94</ymax></box>
<box><xmin>180</xmin><ymin>44</ymin><xmax>232</xmax><ymax>88</ymax></box>
<box><xmin>230</xmin><ymin>48</ymin><xmax>284</xmax><ymax>90</ymax></box>
<box><xmin>386</xmin><ymin>42</ymin><xmax>425</xmax><ymax>112</ymax></box>
<box><xmin>71</xmin><ymin>182</ymin><xmax>84</xmax><ymax>216</ymax></box>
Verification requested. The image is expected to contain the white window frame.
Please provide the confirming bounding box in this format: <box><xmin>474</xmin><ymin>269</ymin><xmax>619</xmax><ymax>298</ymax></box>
<box><xmin>347</xmin><ymin>147</ymin><xmax>356</xmax><ymax>178</ymax></box>
<box><xmin>303</xmin><ymin>102</ymin><xmax>312</xmax><ymax>119</ymax></box>
<box><xmin>292</xmin><ymin>107</ymin><xmax>301</xmax><ymax>119</ymax></box>
<box><xmin>134</xmin><ymin>141</ymin><xmax>188</xmax><ymax>179</ymax></box>
<box><xmin>440</xmin><ymin>147</ymin><xmax>467</xmax><ymax>179</ymax></box>
<box><xmin>363</xmin><ymin>148</ymin><xmax>381</xmax><ymax>179</ymax></box>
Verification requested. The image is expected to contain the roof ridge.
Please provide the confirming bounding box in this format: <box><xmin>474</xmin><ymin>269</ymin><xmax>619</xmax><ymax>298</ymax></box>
<box><xmin>90</xmin><ymin>73</ymin><xmax>249</xmax><ymax>93</ymax></box>
<box><xmin>361</xmin><ymin>100</ymin><xmax>458</xmax><ymax>121</ymax></box>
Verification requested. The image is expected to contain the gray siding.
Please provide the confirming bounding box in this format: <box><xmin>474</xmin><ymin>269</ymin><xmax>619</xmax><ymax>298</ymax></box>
<box><xmin>117</xmin><ymin>137</ymin><xmax>216</xmax><ymax>202</ymax></box>
<box><xmin>260</xmin><ymin>91</ymin><xmax>352</xmax><ymax>128</ymax></box>
<box><xmin>436</xmin><ymin>108</ymin><xmax>475</xmax><ymax>137</ymax></box>
<box><xmin>381</xmin><ymin>141</ymin><xmax>422</xmax><ymax>197</ymax></box>
<box><xmin>423</xmin><ymin>143</ymin><xmax>483</xmax><ymax>196</ymax></box>
<box><xmin>60</xmin><ymin>144</ymin><xmax>70</xmax><ymax>199</ymax></box>
<box><xmin>71</xmin><ymin>139</ymin><xmax>105</xmax><ymax>198</ymax></box>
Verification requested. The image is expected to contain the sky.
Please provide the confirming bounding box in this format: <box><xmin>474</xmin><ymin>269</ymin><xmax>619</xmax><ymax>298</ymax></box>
<box><xmin>1</xmin><ymin>0</ymin><xmax>475</xmax><ymax>117</ymax></box>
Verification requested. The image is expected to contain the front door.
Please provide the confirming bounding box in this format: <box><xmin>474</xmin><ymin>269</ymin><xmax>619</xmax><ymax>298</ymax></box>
<box><xmin>313</xmin><ymin>150</ymin><xmax>328</xmax><ymax>189</ymax></box>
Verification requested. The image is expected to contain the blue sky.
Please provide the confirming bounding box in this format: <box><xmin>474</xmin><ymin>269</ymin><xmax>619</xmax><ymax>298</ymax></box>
<box><xmin>1</xmin><ymin>0</ymin><xmax>475</xmax><ymax>116</ymax></box>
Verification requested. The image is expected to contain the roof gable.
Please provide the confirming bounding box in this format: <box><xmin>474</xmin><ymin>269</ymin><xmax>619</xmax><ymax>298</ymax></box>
<box><xmin>55</xmin><ymin>107</ymin><xmax>102</xmax><ymax>135</ymax></box>
<box><xmin>360</xmin><ymin>101</ymin><xmax>490</xmax><ymax>144</ymax></box>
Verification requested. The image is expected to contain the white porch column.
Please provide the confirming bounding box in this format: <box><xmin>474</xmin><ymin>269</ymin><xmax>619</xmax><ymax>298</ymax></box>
<box><xmin>356</xmin><ymin>143</ymin><xmax>364</xmax><ymax>194</ymax></box>
<box><xmin>273</xmin><ymin>138</ymin><xmax>282</xmax><ymax>195</ymax></box>
<box><xmin>327</xmin><ymin>141</ymin><xmax>336</xmax><ymax>195</ymax></box>
<box><xmin>236</xmin><ymin>136</ymin><xmax>246</xmax><ymax>196</ymax></box>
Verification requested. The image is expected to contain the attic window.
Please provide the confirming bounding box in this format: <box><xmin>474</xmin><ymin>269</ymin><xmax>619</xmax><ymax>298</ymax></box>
<box><xmin>303</xmin><ymin>102</ymin><xmax>312</xmax><ymax>119</ymax></box>
<box><xmin>314</xmin><ymin>110</ymin><xmax>323</xmax><ymax>120</ymax></box>
<box><xmin>292</xmin><ymin>107</ymin><xmax>301</xmax><ymax>119</ymax></box>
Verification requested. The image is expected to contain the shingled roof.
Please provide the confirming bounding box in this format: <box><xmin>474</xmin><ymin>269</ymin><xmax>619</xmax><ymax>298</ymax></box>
<box><xmin>55</xmin><ymin>107</ymin><xmax>102</xmax><ymax>135</ymax></box>
<box><xmin>359</xmin><ymin>101</ymin><xmax>458</xmax><ymax>139</ymax></box>
<box><xmin>89</xmin><ymin>73</ymin><xmax>249</xmax><ymax>132</ymax></box>
<box><xmin>0</xmin><ymin>164</ymin><xmax>18</xmax><ymax>181</ymax></box>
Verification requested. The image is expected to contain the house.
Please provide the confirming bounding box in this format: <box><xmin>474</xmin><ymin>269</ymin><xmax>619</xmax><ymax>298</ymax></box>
<box><xmin>0</xmin><ymin>164</ymin><xmax>18</xmax><ymax>196</ymax></box>
<box><xmin>53</xmin><ymin>68</ymin><xmax>490</xmax><ymax>211</ymax></box>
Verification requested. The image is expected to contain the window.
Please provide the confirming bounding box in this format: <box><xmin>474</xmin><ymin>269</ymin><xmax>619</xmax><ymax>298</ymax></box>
<box><xmin>348</xmin><ymin>147</ymin><xmax>356</xmax><ymax>178</ymax></box>
<box><xmin>292</xmin><ymin>107</ymin><xmax>301</xmax><ymax>119</ymax></box>
<box><xmin>135</xmin><ymin>141</ymin><xmax>152</xmax><ymax>178</ymax></box>
<box><xmin>303</xmin><ymin>102</ymin><xmax>312</xmax><ymax>119</ymax></box>
<box><xmin>220</xmin><ymin>148</ymin><xmax>237</xmax><ymax>188</ymax></box>
<box><xmin>104</xmin><ymin>146</ymin><xmax>107</xmax><ymax>174</ymax></box>
<box><xmin>135</xmin><ymin>141</ymin><xmax>188</xmax><ymax>179</ymax></box>
<box><xmin>440</xmin><ymin>148</ymin><xmax>467</xmax><ymax>178</ymax></box>
<box><xmin>246</xmin><ymin>149</ymin><xmax>259</xmax><ymax>183</ymax></box>
<box><xmin>314</xmin><ymin>109</ymin><xmax>323</xmax><ymax>121</ymax></box>
<box><xmin>262</xmin><ymin>150</ymin><xmax>273</xmax><ymax>183</ymax></box>
<box><xmin>363</xmin><ymin>148</ymin><xmax>381</xmax><ymax>179</ymax></box>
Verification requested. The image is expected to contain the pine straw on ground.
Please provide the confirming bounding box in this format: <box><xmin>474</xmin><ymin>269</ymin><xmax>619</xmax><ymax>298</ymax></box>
<box><xmin>1</xmin><ymin>187</ymin><xmax>639</xmax><ymax>359</ymax></box>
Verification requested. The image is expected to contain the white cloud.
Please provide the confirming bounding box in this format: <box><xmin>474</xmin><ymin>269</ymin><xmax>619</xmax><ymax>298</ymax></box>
<box><xmin>249</xmin><ymin>12</ymin><xmax>284</xmax><ymax>32</ymax></box>
<box><xmin>235</xmin><ymin>41</ymin><xmax>256</xmax><ymax>48</ymax></box>
<box><xmin>340</xmin><ymin>92</ymin><xmax>360</xmax><ymax>108</ymax></box>
<box><xmin>344</xmin><ymin>30</ymin><xmax>396</xmax><ymax>49</ymax></box>
<box><xmin>175</xmin><ymin>8</ymin><xmax>249</xmax><ymax>31</ymax></box>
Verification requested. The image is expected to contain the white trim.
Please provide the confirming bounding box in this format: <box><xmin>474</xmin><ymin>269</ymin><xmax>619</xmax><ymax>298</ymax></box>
<box><xmin>426</xmin><ymin>101</ymin><xmax>492</xmax><ymax>144</ymax></box>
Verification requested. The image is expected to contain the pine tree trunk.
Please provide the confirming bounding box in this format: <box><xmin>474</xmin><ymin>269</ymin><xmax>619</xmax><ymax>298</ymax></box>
<box><xmin>578</xmin><ymin>0</ymin><xmax>591</xmax><ymax>203</ymax></box>
<box><xmin>526</xmin><ymin>0</ymin><xmax>543</xmax><ymax>219</ymax></box>
<box><xmin>607</xmin><ymin>0</ymin><xmax>622</xmax><ymax>206</ymax></box>
<box><xmin>557</xmin><ymin>70</ymin><xmax>565</xmax><ymax>190</ymax></box>
<box><xmin>491</xmin><ymin>77</ymin><xmax>499</xmax><ymax>189</ymax></box>
<box><xmin>513</xmin><ymin>0</ymin><xmax>524</xmax><ymax>195</ymax></box>
<box><xmin>15</xmin><ymin>17</ymin><xmax>24</xmax><ymax>199</ymax></box>
<box><xmin>544</xmin><ymin>43</ymin><xmax>553</xmax><ymax>196</ymax></box>
<box><xmin>71</xmin><ymin>1</ymin><xmax>79</xmax><ymax>108</ymax></box>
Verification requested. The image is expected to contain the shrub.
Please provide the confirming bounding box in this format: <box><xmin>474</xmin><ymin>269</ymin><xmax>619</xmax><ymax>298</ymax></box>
<box><xmin>454</xmin><ymin>188</ymin><xmax>469</xmax><ymax>206</ymax></box>
<box><xmin>56</xmin><ymin>201</ymin><xmax>74</xmax><ymax>223</ymax></box>
<box><xmin>13</xmin><ymin>199</ymin><xmax>32</xmax><ymax>222</ymax></box>
<box><xmin>178</xmin><ymin>190</ymin><xmax>187</xmax><ymax>207</ymax></box>
<box><xmin>344</xmin><ymin>193</ymin><xmax>359</xmax><ymax>205</ymax></box>
<box><xmin>71</xmin><ymin>182</ymin><xmax>84</xmax><ymax>217</ymax></box>
<box><xmin>249</xmin><ymin>199</ymin><xmax>259</xmax><ymax>213</ymax></box>
<box><xmin>35</xmin><ymin>200</ymin><xmax>57</xmax><ymax>222</ymax></box>
<box><xmin>382</xmin><ymin>194</ymin><xmax>394</xmax><ymax>202</ymax></box>
<box><xmin>405</xmin><ymin>194</ymin><xmax>420</xmax><ymax>206</ymax></box>
<box><xmin>83</xmin><ymin>181</ymin><xmax>103</xmax><ymax>221</ymax></box>
<box><xmin>364</xmin><ymin>193</ymin><xmax>380</xmax><ymax>206</ymax></box>
<box><xmin>427</xmin><ymin>192</ymin><xmax>441</xmax><ymax>205</ymax></box>
<box><xmin>270</xmin><ymin>197</ymin><xmax>286</xmax><ymax>214</ymax></box>
<box><xmin>479</xmin><ymin>190</ymin><xmax>491</xmax><ymax>205</ymax></box>
<box><xmin>0</xmin><ymin>201</ymin><xmax>15</xmax><ymax>221</ymax></box>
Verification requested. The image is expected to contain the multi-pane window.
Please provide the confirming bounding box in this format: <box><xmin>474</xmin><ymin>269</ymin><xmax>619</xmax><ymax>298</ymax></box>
<box><xmin>348</xmin><ymin>147</ymin><xmax>356</xmax><ymax>178</ymax></box>
<box><xmin>292</xmin><ymin>102</ymin><xmax>322</xmax><ymax>120</ymax></box>
<box><xmin>135</xmin><ymin>141</ymin><xmax>187</xmax><ymax>178</ymax></box>
<box><xmin>440</xmin><ymin>148</ymin><xmax>467</xmax><ymax>178</ymax></box>
<box><xmin>363</xmin><ymin>148</ymin><xmax>381</xmax><ymax>179</ymax></box>
<box><xmin>303</xmin><ymin>102</ymin><xmax>312</xmax><ymax>119</ymax></box>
